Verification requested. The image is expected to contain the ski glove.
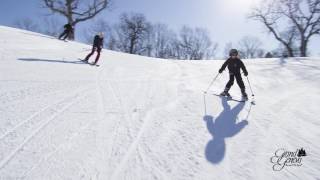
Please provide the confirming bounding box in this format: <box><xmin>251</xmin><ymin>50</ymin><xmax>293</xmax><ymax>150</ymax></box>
<box><xmin>244</xmin><ymin>72</ymin><xmax>248</xmax><ymax>76</ymax></box>
<box><xmin>219</xmin><ymin>69</ymin><xmax>223</xmax><ymax>73</ymax></box>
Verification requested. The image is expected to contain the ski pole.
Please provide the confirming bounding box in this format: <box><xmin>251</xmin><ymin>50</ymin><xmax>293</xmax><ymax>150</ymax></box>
<box><xmin>246</xmin><ymin>76</ymin><xmax>255</xmax><ymax>97</ymax></box>
<box><xmin>204</xmin><ymin>73</ymin><xmax>220</xmax><ymax>93</ymax></box>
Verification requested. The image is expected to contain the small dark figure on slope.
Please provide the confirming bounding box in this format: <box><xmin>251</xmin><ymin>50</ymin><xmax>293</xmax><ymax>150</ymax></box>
<box><xmin>83</xmin><ymin>32</ymin><xmax>104</xmax><ymax>65</ymax></box>
<box><xmin>58</xmin><ymin>23</ymin><xmax>73</xmax><ymax>40</ymax></box>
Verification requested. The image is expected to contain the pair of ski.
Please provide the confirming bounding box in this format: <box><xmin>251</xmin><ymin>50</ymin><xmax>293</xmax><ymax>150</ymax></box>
<box><xmin>78</xmin><ymin>59</ymin><xmax>100</xmax><ymax>67</ymax></box>
<box><xmin>212</xmin><ymin>93</ymin><xmax>247</xmax><ymax>102</ymax></box>
<box><xmin>205</xmin><ymin>91</ymin><xmax>255</xmax><ymax>105</ymax></box>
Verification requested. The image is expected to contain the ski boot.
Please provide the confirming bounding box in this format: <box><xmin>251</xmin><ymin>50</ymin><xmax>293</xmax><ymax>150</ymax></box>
<box><xmin>220</xmin><ymin>88</ymin><xmax>232</xmax><ymax>98</ymax></box>
<box><xmin>220</xmin><ymin>87</ymin><xmax>231</xmax><ymax>96</ymax></box>
<box><xmin>81</xmin><ymin>59</ymin><xmax>88</xmax><ymax>63</ymax></box>
<box><xmin>90</xmin><ymin>62</ymin><xmax>99</xmax><ymax>67</ymax></box>
<box><xmin>241</xmin><ymin>89</ymin><xmax>248</xmax><ymax>101</ymax></box>
<box><xmin>220</xmin><ymin>91</ymin><xmax>230</xmax><ymax>96</ymax></box>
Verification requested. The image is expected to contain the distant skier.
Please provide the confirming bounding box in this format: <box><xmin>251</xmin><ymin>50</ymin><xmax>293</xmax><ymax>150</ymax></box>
<box><xmin>83</xmin><ymin>32</ymin><xmax>104</xmax><ymax>65</ymax></box>
<box><xmin>58</xmin><ymin>23</ymin><xmax>73</xmax><ymax>40</ymax></box>
<box><xmin>219</xmin><ymin>49</ymin><xmax>248</xmax><ymax>100</ymax></box>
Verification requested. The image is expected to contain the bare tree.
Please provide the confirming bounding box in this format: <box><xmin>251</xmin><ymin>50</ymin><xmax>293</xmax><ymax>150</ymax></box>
<box><xmin>14</xmin><ymin>18</ymin><xmax>39</xmax><ymax>32</ymax></box>
<box><xmin>238</xmin><ymin>36</ymin><xmax>264</xmax><ymax>58</ymax></box>
<box><xmin>79</xmin><ymin>13</ymin><xmax>219</xmax><ymax>60</ymax></box>
<box><xmin>147</xmin><ymin>23</ymin><xmax>177</xmax><ymax>58</ymax></box>
<box><xmin>114</xmin><ymin>13</ymin><xmax>152</xmax><ymax>54</ymax></box>
<box><xmin>279</xmin><ymin>26</ymin><xmax>300</xmax><ymax>56</ymax></box>
<box><xmin>178</xmin><ymin>26</ymin><xmax>218</xmax><ymax>60</ymax></box>
<box><xmin>250</xmin><ymin>0</ymin><xmax>320</xmax><ymax>57</ymax></box>
<box><xmin>170</xmin><ymin>38</ymin><xmax>183</xmax><ymax>59</ymax></box>
<box><xmin>249</xmin><ymin>2</ymin><xmax>296</xmax><ymax>57</ymax></box>
<box><xmin>42</xmin><ymin>0</ymin><xmax>111</xmax><ymax>39</ymax></box>
<box><xmin>107</xmin><ymin>35</ymin><xmax>117</xmax><ymax>50</ymax></box>
<box><xmin>42</xmin><ymin>17</ymin><xmax>63</xmax><ymax>36</ymax></box>
<box><xmin>279</xmin><ymin>0</ymin><xmax>320</xmax><ymax>57</ymax></box>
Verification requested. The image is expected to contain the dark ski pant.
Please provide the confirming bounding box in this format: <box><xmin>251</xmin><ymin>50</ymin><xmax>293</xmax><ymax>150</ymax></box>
<box><xmin>59</xmin><ymin>30</ymin><xmax>70</xmax><ymax>40</ymax></box>
<box><xmin>225</xmin><ymin>73</ymin><xmax>246</xmax><ymax>93</ymax></box>
<box><xmin>85</xmin><ymin>47</ymin><xmax>101</xmax><ymax>64</ymax></box>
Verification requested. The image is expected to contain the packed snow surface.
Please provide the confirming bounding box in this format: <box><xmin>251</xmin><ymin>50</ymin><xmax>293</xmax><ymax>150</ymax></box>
<box><xmin>0</xmin><ymin>26</ymin><xmax>319</xmax><ymax>180</ymax></box>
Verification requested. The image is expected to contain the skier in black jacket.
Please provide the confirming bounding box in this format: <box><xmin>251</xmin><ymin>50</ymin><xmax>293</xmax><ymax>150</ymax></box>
<box><xmin>219</xmin><ymin>49</ymin><xmax>248</xmax><ymax>99</ymax></box>
<box><xmin>84</xmin><ymin>32</ymin><xmax>104</xmax><ymax>65</ymax></box>
<box><xmin>58</xmin><ymin>23</ymin><xmax>73</xmax><ymax>40</ymax></box>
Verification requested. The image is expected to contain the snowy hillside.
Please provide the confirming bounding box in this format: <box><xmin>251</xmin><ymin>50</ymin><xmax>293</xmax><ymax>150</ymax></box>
<box><xmin>0</xmin><ymin>26</ymin><xmax>320</xmax><ymax>180</ymax></box>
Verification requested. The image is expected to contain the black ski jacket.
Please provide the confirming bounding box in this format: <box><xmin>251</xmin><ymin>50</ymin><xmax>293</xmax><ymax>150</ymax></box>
<box><xmin>64</xmin><ymin>24</ymin><xmax>73</xmax><ymax>32</ymax></box>
<box><xmin>219</xmin><ymin>58</ymin><xmax>248</xmax><ymax>75</ymax></box>
<box><xmin>93</xmin><ymin>35</ymin><xmax>104</xmax><ymax>48</ymax></box>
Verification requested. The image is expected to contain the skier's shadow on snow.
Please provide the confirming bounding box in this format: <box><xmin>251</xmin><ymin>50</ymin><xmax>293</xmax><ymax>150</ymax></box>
<box><xmin>18</xmin><ymin>58</ymin><xmax>85</xmax><ymax>65</ymax></box>
<box><xmin>203</xmin><ymin>96</ymin><xmax>248</xmax><ymax>164</ymax></box>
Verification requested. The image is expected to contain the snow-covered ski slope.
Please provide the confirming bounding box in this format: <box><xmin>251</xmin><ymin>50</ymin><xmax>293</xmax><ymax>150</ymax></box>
<box><xmin>0</xmin><ymin>26</ymin><xmax>319</xmax><ymax>180</ymax></box>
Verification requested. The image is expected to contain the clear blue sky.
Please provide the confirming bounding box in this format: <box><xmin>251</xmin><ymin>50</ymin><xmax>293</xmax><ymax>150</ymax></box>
<box><xmin>0</xmin><ymin>0</ymin><xmax>319</xmax><ymax>57</ymax></box>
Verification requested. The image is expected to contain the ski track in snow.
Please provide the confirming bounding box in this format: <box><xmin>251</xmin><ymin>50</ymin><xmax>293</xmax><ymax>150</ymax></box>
<box><xmin>0</xmin><ymin>26</ymin><xmax>320</xmax><ymax>180</ymax></box>
<box><xmin>0</xmin><ymin>86</ymin><xmax>91</xmax><ymax>140</ymax></box>
<box><xmin>109</xmin><ymin>60</ymin><xmax>183</xmax><ymax>180</ymax></box>
<box><xmin>0</xmin><ymin>88</ymin><xmax>92</xmax><ymax>170</ymax></box>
